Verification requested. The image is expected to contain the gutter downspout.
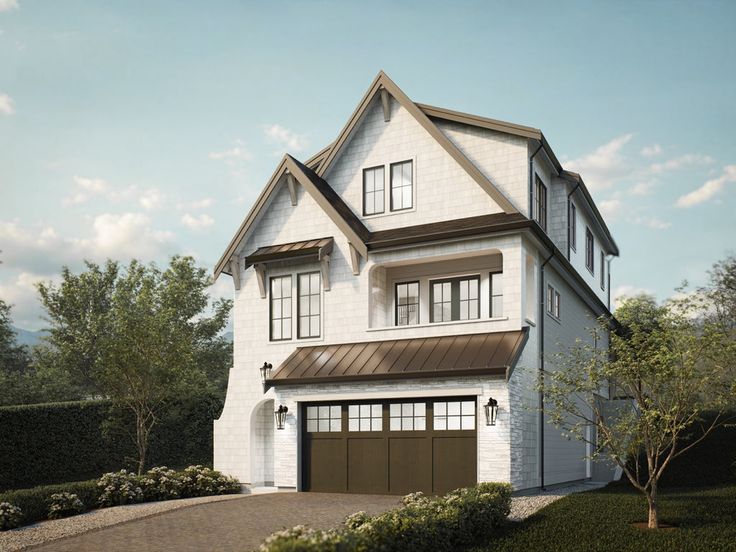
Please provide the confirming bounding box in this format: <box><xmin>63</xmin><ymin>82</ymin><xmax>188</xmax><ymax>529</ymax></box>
<box><xmin>566</xmin><ymin>182</ymin><xmax>581</xmax><ymax>260</ymax></box>
<box><xmin>529</xmin><ymin>143</ymin><xmax>544</xmax><ymax>217</ymax></box>
<box><xmin>539</xmin><ymin>251</ymin><xmax>554</xmax><ymax>491</ymax></box>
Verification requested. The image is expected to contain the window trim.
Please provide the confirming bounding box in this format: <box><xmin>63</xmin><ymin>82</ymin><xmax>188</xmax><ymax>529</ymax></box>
<box><xmin>389</xmin><ymin>159</ymin><xmax>414</xmax><ymax>212</ymax></box>
<box><xmin>489</xmin><ymin>270</ymin><xmax>503</xmax><ymax>318</ymax></box>
<box><xmin>394</xmin><ymin>280</ymin><xmax>420</xmax><ymax>327</ymax></box>
<box><xmin>362</xmin><ymin>165</ymin><xmax>385</xmax><ymax>216</ymax></box>
<box><xmin>429</xmin><ymin>275</ymin><xmax>481</xmax><ymax>323</ymax></box>
<box><xmin>546</xmin><ymin>284</ymin><xmax>561</xmax><ymax>320</ymax></box>
<box><xmin>569</xmin><ymin>201</ymin><xmax>577</xmax><ymax>251</ymax></box>
<box><xmin>534</xmin><ymin>175</ymin><xmax>547</xmax><ymax>231</ymax></box>
<box><xmin>585</xmin><ymin>227</ymin><xmax>595</xmax><ymax>275</ymax></box>
<box><xmin>297</xmin><ymin>271</ymin><xmax>321</xmax><ymax>339</ymax></box>
<box><xmin>269</xmin><ymin>274</ymin><xmax>292</xmax><ymax>342</ymax></box>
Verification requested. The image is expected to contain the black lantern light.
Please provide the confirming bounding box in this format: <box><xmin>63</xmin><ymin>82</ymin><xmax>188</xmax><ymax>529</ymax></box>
<box><xmin>484</xmin><ymin>397</ymin><xmax>499</xmax><ymax>426</ymax></box>
<box><xmin>275</xmin><ymin>404</ymin><xmax>289</xmax><ymax>430</ymax></box>
<box><xmin>260</xmin><ymin>362</ymin><xmax>273</xmax><ymax>385</ymax></box>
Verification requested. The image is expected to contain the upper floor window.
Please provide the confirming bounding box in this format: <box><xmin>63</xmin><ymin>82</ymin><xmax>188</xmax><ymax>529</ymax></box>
<box><xmin>430</xmin><ymin>276</ymin><xmax>480</xmax><ymax>323</ymax></box>
<box><xmin>269</xmin><ymin>275</ymin><xmax>292</xmax><ymax>341</ymax></box>
<box><xmin>395</xmin><ymin>281</ymin><xmax>419</xmax><ymax>326</ymax></box>
<box><xmin>547</xmin><ymin>284</ymin><xmax>561</xmax><ymax>320</ymax></box>
<box><xmin>569</xmin><ymin>201</ymin><xmax>577</xmax><ymax>251</ymax></box>
<box><xmin>585</xmin><ymin>228</ymin><xmax>594</xmax><ymax>274</ymax></box>
<box><xmin>297</xmin><ymin>272</ymin><xmax>321</xmax><ymax>339</ymax></box>
<box><xmin>363</xmin><ymin>165</ymin><xmax>385</xmax><ymax>216</ymax></box>
<box><xmin>390</xmin><ymin>160</ymin><xmax>413</xmax><ymax>211</ymax></box>
<box><xmin>534</xmin><ymin>175</ymin><xmax>547</xmax><ymax>231</ymax></box>
<box><xmin>600</xmin><ymin>252</ymin><xmax>606</xmax><ymax>290</ymax></box>
<box><xmin>489</xmin><ymin>271</ymin><xmax>503</xmax><ymax>318</ymax></box>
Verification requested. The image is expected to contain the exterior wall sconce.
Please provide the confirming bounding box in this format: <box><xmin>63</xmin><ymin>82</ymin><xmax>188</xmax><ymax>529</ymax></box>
<box><xmin>275</xmin><ymin>404</ymin><xmax>289</xmax><ymax>430</ymax></box>
<box><xmin>484</xmin><ymin>397</ymin><xmax>499</xmax><ymax>426</ymax></box>
<box><xmin>260</xmin><ymin>362</ymin><xmax>272</xmax><ymax>385</ymax></box>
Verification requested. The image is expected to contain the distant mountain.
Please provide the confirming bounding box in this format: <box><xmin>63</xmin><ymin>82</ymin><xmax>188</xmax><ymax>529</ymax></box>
<box><xmin>11</xmin><ymin>326</ymin><xmax>48</xmax><ymax>347</ymax></box>
<box><xmin>222</xmin><ymin>331</ymin><xmax>233</xmax><ymax>343</ymax></box>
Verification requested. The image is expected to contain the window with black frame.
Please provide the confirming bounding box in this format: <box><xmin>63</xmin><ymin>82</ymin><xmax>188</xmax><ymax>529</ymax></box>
<box><xmin>390</xmin><ymin>160</ymin><xmax>413</xmax><ymax>211</ymax></box>
<box><xmin>297</xmin><ymin>272</ymin><xmax>320</xmax><ymax>338</ymax></box>
<box><xmin>586</xmin><ymin>227</ymin><xmax>594</xmax><ymax>274</ymax></box>
<box><xmin>395</xmin><ymin>281</ymin><xmax>419</xmax><ymax>326</ymax></box>
<box><xmin>269</xmin><ymin>275</ymin><xmax>292</xmax><ymax>341</ymax></box>
<box><xmin>535</xmin><ymin>175</ymin><xmax>547</xmax><ymax>231</ymax></box>
<box><xmin>363</xmin><ymin>165</ymin><xmax>385</xmax><ymax>216</ymax></box>
<box><xmin>430</xmin><ymin>276</ymin><xmax>480</xmax><ymax>323</ymax></box>
<box><xmin>489</xmin><ymin>271</ymin><xmax>503</xmax><ymax>318</ymax></box>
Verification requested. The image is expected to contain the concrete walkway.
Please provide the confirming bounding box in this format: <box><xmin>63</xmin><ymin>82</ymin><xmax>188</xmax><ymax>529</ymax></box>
<box><xmin>23</xmin><ymin>492</ymin><xmax>402</xmax><ymax>552</ymax></box>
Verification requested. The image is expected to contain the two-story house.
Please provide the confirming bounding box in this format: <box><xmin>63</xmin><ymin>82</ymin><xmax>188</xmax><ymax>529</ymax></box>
<box><xmin>212</xmin><ymin>72</ymin><xmax>619</xmax><ymax>494</ymax></box>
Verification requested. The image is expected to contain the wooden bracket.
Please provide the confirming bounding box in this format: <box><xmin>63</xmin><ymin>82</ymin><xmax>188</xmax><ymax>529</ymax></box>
<box><xmin>348</xmin><ymin>243</ymin><xmax>361</xmax><ymax>276</ymax></box>
<box><xmin>380</xmin><ymin>88</ymin><xmax>390</xmax><ymax>122</ymax></box>
<box><xmin>255</xmin><ymin>263</ymin><xmax>267</xmax><ymax>298</ymax></box>
<box><xmin>229</xmin><ymin>258</ymin><xmax>241</xmax><ymax>290</ymax></box>
<box><xmin>286</xmin><ymin>173</ymin><xmax>298</xmax><ymax>206</ymax></box>
<box><xmin>320</xmin><ymin>254</ymin><xmax>331</xmax><ymax>291</ymax></box>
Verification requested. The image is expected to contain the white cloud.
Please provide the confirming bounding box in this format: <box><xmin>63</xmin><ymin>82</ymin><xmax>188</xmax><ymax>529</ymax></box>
<box><xmin>648</xmin><ymin>154</ymin><xmax>714</xmax><ymax>175</ymax></box>
<box><xmin>612</xmin><ymin>285</ymin><xmax>652</xmax><ymax>311</ymax></box>
<box><xmin>138</xmin><ymin>188</ymin><xmax>164</xmax><ymax>210</ymax></box>
<box><xmin>63</xmin><ymin>176</ymin><xmax>109</xmax><ymax>205</ymax></box>
<box><xmin>0</xmin><ymin>0</ymin><xmax>19</xmax><ymax>14</ymax></box>
<box><xmin>209</xmin><ymin>140</ymin><xmax>251</xmax><ymax>162</ymax></box>
<box><xmin>177</xmin><ymin>198</ymin><xmax>215</xmax><ymax>211</ymax></box>
<box><xmin>181</xmin><ymin>213</ymin><xmax>214</xmax><ymax>231</ymax></box>
<box><xmin>0</xmin><ymin>272</ymin><xmax>52</xmax><ymax>331</ymax></box>
<box><xmin>640</xmin><ymin>144</ymin><xmax>662</xmax><ymax>158</ymax></box>
<box><xmin>565</xmin><ymin>134</ymin><xmax>634</xmax><ymax>191</ymax></box>
<box><xmin>631</xmin><ymin>216</ymin><xmax>671</xmax><ymax>230</ymax></box>
<box><xmin>676</xmin><ymin>165</ymin><xmax>736</xmax><ymax>208</ymax></box>
<box><xmin>263</xmin><ymin>124</ymin><xmax>308</xmax><ymax>153</ymax></box>
<box><xmin>0</xmin><ymin>93</ymin><xmax>15</xmax><ymax>115</ymax></box>
<box><xmin>75</xmin><ymin>212</ymin><xmax>175</xmax><ymax>259</ymax></box>
<box><xmin>598</xmin><ymin>199</ymin><xmax>622</xmax><ymax>220</ymax></box>
<box><xmin>630</xmin><ymin>180</ymin><xmax>656</xmax><ymax>196</ymax></box>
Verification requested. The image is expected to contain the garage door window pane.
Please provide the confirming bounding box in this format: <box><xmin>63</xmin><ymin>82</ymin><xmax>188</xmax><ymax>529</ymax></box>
<box><xmin>390</xmin><ymin>402</ymin><xmax>426</xmax><ymax>431</ymax></box>
<box><xmin>348</xmin><ymin>403</ymin><xmax>382</xmax><ymax>432</ymax></box>
<box><xmin>434</xmin><ymin>400</ymin><xmax>475</xmax><ymax>431</ymax></box>
<box><xmin>307</xmin><ymin>404</ymin><xmax>341</xmax><ymax>433</ymax></box>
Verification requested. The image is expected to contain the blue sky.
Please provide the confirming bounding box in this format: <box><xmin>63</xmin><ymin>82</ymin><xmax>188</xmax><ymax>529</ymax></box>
<box><xmin>1</xmin><ymin>0</ymin><xmax>734</xmax><ymax>330</ymax></box>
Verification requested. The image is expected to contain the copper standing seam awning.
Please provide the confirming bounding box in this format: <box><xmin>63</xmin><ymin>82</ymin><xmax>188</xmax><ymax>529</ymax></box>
<box><xmin>244</xmin><ymin>237</ymin><xmax>334</xmax><ymax>269</ymax></box>
<box><xmin>267</xmin><ymin>328</ymin><xmax>529</xmax><ymax>386</ymax></box>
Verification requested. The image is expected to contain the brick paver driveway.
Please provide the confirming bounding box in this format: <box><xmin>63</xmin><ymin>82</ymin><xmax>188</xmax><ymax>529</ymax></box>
<box><xmin>31</xmin><ymin>492</ymin><xmax>401</xmax><ymax>552</ymax></box>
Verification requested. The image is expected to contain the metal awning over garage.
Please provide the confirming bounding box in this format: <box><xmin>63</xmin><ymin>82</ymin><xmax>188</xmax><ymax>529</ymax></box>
<box><xmin>267</xmin><ymin>328</ymin><xmax>528</xmax><ymax>386</ymax></box>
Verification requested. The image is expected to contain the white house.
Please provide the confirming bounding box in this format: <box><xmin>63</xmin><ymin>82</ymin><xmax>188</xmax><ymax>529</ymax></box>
<box><xmin>212</xmin><ymin>71</ymin><xmax>619</xmax><ymax>494</ymax></box>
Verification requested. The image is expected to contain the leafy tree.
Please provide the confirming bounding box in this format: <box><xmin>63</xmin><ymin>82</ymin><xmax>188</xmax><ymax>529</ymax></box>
<box><xmin>543</xmin><ymin>294</ymin><xmax>735</xmax><ymax>529</ymax></box>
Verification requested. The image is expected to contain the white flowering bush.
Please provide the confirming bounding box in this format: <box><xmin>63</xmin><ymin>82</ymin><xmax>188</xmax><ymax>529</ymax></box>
<box><xmin>0</xmin><ymin>502</ymin><xmax>23</xmax><ymax>531</ymax></box>
<box><xmin>258</xmin><ymin>482</ymin><xmax>513</xmax><ymax>552</ymax></box>
<box><xmin>178</xmin><ymin>465</ymin><xmax>241</xmax><ymax>498</ymax></box>
<box><xmin>140</xmin><ymin>467</ymin><xmax>183</xmax><ymax>501</ymax></box>
<box><xmin>97</xmin><ymin>470</ymin><xmax>144</xmax><ymax>507</ymax></box>
<box><xmin>47</xmin><ymin>492</ymin><xmax>85</xmax><ymax>520</ymax></box>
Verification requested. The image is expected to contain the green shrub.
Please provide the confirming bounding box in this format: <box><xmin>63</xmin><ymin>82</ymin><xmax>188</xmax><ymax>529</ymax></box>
<box><xmin>139</xmin><ymin>467</ymin><xmax>183</xmax><ymax>502</ymax></box>
<box><xmin>0</xmin><ymin>502</ymin><xmax>23</xmax><ymax>531</ymax></box>
<box><xmin>97</xmin><ymin>470</ymin><xmax>144</xmax><ymax>507</ymax></box>
<box><xmin>0</xmin><ymin>480</ymin><xmax>98</xmax><ymax>527</ymax></box>
<box><xmin>47</xmin><ymin>492</ymin><xmax>85</xmax><ymax>520</ymax></box>
<box><xmin>258</xmin><ymin>482</ymin><xmax>512</xmax><ymax>552</ymax></box>
<box><xmin>178</xmin><ymin>465</ymin><xmax>241</xmax><ymax>498</ymax></box>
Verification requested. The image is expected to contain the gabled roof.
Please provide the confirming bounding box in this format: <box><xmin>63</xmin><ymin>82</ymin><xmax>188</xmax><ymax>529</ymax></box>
<box><xmin>213</xmin><ymin>155</ymin><xmax>369</xmax><ymax>279</ymax></box>
<box><xmin>315</xmin><ymin>71</ymin><xmax>518</xmax><ymax>214</ymax></box>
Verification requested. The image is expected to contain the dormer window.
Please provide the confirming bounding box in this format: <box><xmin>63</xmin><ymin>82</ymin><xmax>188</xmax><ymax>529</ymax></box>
<box><xmin>390</xmin><ymin>160</ymin><xmax>413</xmax><ymax>211</ymax></box>
<box><xmin>363</xmin><ymin>165</ymin><xmax>385</xmax><ymax>216</ymax></box>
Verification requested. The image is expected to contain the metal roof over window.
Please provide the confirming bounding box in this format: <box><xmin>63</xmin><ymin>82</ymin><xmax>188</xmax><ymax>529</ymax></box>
<box><xmin>267</xmin><ymin>328</ymin><xmax>528</xmax><ymax>386</ymax></box>
<box><xmin>244</xmin><ymin>237</ymin><xmax>334</xmax><ymax>268</ymax></box>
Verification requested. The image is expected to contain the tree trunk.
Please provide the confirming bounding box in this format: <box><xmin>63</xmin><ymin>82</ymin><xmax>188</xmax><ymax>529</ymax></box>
<box><xmin>136</xmin><ymin>414</ymin><xmax>148</xmax><ymax>475</ymax></box>
<box><xmin>647</xmin><ymin>482</ymin><xmax>659</xmax><ymax>529</ymax></box>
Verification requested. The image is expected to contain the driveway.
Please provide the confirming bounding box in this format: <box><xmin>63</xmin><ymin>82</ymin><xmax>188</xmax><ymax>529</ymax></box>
<box><xmin>29</xmin><ymin>492</ymin><xmax>402</xmax><ymax>552</ymax></box>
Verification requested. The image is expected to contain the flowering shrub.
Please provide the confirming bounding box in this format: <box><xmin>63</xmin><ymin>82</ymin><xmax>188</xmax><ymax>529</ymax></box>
<box><xmin>47</xmin><ymin>492</ymin><xmax>85</xmax><ymax>520</ymax></box>
<box><xmin>178</xmin><ymin>465</ymin><xmax>241</xmax><ymax>498</ymax></box>
<box><xmin>0</xmin><ymin>502</ymin><xmax>23</xmax><ymax>531</ymax></box>
<box><xmin>140</xmin><ymin>467</ymin><xmax>183</xmax><ymax>501</ymax></box>
<box><xmin>259</xmin><ymin>482</ymin><xmax>513</xmax><ymax>552</ymax></box>
<box><xmin>97</xmin><ymin>470</ymin><xmax>144</xmax><ymax>507</ymax></box>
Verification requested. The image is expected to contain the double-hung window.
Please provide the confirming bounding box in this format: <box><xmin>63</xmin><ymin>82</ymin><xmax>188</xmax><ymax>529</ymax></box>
<box><xmin>395</xmin><ymin>281</ymin><xmax>419</xmax><ymax>326</ymax></box>
<box><xmin>390</xmin><ymin>160</ymin><xmax>413</xmax><ymax>211</ymax></box>
<box><xmin>547</xmin><ymin>284</ymin><xmax>561</xmax><ymax>320</ymax></box>
<box><xmin>586</xmin><ymin>228</ymin><xmax>594</xmax><ymax>274</ymax></box>
<box><xmin>600</xmin><ymin>252</ymin><xmax>606</xmax><ymax>290</ymax></box>
<box><xmin>297</xmin><ymin>272</ymin><xmax>321</xmax><ymax>338</ymax></box>
<box><xmin>430</xmin><ymin>276</ymin><xmax>480</xmax><ymax>323</ymax></box>
<box><xmin>269</xmin><ymin>275</ymin><xmax>292</xmax><ymax>341</ymax></box>
<box><xmin>534</xmin><ymin>176</ymin><xmax>547</xmax><ymax>231</ymax></box>
<box><xmin>569</xmin><ymin>201</ymin><xmax>577</xmax><ymax>251</ymax></box>
<box><xmin>363</xmin><ymin>166</ymin><xmax>385</xmax><ymax>215</ymax></box>
<box><xmin>489</xmin><ymin>271</ymin><xmax>503</xmax><ymax>318</ymax></box>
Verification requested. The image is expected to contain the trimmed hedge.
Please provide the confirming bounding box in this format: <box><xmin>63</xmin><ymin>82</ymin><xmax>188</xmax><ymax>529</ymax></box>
<box><xmin>259</xmin><ymin>482</ymin><xmax>512</xmax><ymax>552</ymax></box>
<box><xmin>0</xmin><ymin>480</ymin><xmax>98</xmax><ymax>527</ymax></box>
<box><xmin>0</xmin><ymin>393</ymin><xmax>224</xmax><ymax>491</ymax></box>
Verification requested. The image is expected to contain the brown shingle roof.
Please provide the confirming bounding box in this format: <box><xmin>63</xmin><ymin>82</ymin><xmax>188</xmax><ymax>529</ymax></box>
<box><xmin>267</xmin><ymin>328</ymin><xmax>528</xmax><ymax>386</ymax></box>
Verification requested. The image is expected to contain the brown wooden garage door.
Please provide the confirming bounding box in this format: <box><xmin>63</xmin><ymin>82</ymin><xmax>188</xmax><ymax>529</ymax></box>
<box><xmin>302</xmin><ymin>397</ymin><xmax>477</xmax><ymax>494</ymax></box>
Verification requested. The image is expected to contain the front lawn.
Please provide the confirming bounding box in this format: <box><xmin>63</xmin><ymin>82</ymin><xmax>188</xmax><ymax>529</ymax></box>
<box><xmin>473</xmin><ymin>484</ymin><xmax>736</xmax><ymax>552</ymax></box>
